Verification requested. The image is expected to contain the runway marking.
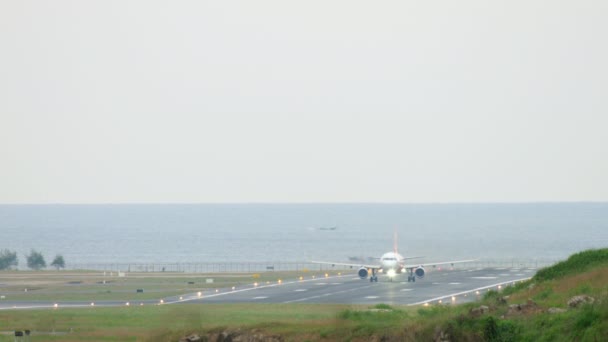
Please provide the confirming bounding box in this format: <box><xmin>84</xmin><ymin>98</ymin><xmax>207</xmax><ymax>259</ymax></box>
<box><xmin>252</xmin><ymin>296</ymin><xmax>268</xmax><ymax>300</ymax></box>
<box><xmin>365</xmin><ymin>296</ymin><xmax>379</xmax><ymax>299</ymax></box>
<box><xmin>515</xmin><ymin>274</ymin><xmax>525</xmax><ymax>276</ymax></box>
<box><xmin>499</xmin><ymin>274</ymin><xmax>510</xmax><ymax>276</ymax></box>
<box><xmin>314</xmin><ymin>283</ymin><xmax>328</xmax><ymax>285</ymax></box>
<box><xmin>162</xmin><ymin>274</ymin><xmax>354</xmax><ymax>306</ymax></box>
<box><xmin>330</xmin><ymin>283</ymin><xmax>343</xmax><ymax>285</ymax></box>
<box><xmin>432</xmin><ymin>282</ymin><xmax>441</xmax><ymax>285</ymax></box>
<box><xmin>408</xmin><ymin>277</ymin><xmax>533</xmax><ymax>306</ymax></box>
<box><xmin>471</xmin><ymin>276</ymin><xmax>498</xmax><ymax>279</ymax></box>
<box><xmin>449</xmin><ymin>282</ymin><xmax>461</xmax><ymax>285</ymax></box>
<box><xmin>294</xmin><ymin>289</ymin><xmax>307</xmax><ymax>292</ymax></box>
<box><xmin>283</xmin><ymin>284</ymin><xmax>376</xmax><ymax>304</ymax></box>
<box><xmin>400</xmin><ymin>289</ymin><xmax>413</xmax><ymax>292</ymax></box>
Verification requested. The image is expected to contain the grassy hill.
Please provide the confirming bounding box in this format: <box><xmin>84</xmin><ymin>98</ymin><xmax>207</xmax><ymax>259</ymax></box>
<box><xmin>405</xmin><ymin>248</ymin><xmax>608</xmax><ymax>341</ymax></box>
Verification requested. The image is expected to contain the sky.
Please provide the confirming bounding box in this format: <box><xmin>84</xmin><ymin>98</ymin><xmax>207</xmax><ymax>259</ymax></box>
<box><xmin>1</xmin><ymin>1</ymin><xmax>607</xmax><ymax>204</ymax></box>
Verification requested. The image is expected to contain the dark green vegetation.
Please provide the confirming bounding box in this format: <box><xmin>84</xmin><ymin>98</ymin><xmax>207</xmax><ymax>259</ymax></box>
<box><xmin>0</xmin><ymin>249</ymin><xmax>66</xmax><ymax>270</ymax></box>
<box><xmin>534</xmin><ymin>248</ymin><xmax>608</xmax><ymax>281</ymax></box>
<box><xmin>0</xmin><ymin>249</ymin><xmax>18</xmax><ymax>270</ymax></box>
<box><xmin>1</xmin><ymin>249</ymin><xmax>607</xmax><ymax>341</ymax></box>
<box><xmin>50</xmin><ymin>255</ymin><xmax>65</xmax><ymax>270</ymax></box>
<box><xmin>26</xmin><ymin>250</ymin><xmax>46</xmax><ymax>270</ymax></box>
<box><xmin>407</xmin><ymin>248</ymin><xmax>608</xmax><ymax>342</ymax></box>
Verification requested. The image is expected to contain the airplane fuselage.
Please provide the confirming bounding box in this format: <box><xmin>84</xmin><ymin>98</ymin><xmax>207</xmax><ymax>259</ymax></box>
<box><xmin>380</xmin><ymin>251</ymin><xmax>404</xmax><ymax>273</ymax></box>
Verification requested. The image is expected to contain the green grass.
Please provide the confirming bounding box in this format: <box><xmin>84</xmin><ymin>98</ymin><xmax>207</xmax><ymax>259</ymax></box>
<box><xmin>0</xmin><ymin>304</ymin><xmax>346</xmax><ymax>341</ymax></box>
<box><xmin>533</xmin><ymin>248</ymin><xmax>608</xmax><ymax>282</ymax></box>
<box><xmin>0</xmin><ymin>270</ymin><xmax>338</xmax><ymax>302</ymax></box>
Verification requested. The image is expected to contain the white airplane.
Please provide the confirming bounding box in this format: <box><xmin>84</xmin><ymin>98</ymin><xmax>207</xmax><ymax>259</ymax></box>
<box><xmin>312</xmin><ymin>231</ymin><xmax>475</xmax><ymax>282</ymax></box>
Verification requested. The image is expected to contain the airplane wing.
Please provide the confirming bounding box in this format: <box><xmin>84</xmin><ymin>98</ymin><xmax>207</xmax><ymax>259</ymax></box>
<box><xmin>402</xmin><ymin>259</ymin><xmax>476</xmax><ymax>269</ymax></box>
<box><xmin>311</xmin><ymin>260</ymin><xmax>379</xmax><ymax>269</ymax></box>
<box><xmin>402</xmin><ymin>256</ymin><xmax>425</xmax><ymax>261</ymax></box>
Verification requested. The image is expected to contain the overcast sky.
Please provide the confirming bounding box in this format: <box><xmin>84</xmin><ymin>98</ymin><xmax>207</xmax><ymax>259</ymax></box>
<box><xmin>1</xmin><ymin>1</ymin><xmax>607</xmax><ymax>204</ymax></box>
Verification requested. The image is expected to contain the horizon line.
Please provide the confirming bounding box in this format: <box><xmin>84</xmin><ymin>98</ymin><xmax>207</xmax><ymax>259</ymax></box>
<box><xmin>0</xmin><ymin>200</ymin><xmax>607</xmax><ymax>206</ymax></box>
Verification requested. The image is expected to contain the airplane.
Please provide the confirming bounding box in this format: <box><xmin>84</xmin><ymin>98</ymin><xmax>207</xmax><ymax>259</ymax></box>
<box><xmin>311</xmin><ymin>231</ymin><xmax>475</xmax><ymax>282</ymax></box>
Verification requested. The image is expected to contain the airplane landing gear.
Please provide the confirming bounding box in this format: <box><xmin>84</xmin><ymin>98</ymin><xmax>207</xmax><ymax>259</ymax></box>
<box><xmin>407</xmin><ymin>269</ymin><xmax>416</xmax><ymax>282</ymax></box>
<box><xmin>369</xmin><ymin>269</ymin><xmax>378</xmax><ymax>282</ymax></box>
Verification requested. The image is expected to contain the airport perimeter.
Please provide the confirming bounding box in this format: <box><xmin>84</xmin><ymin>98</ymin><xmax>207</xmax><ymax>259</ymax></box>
<box><xmin>60</xmin><ymin>259</ymin><xmax>556</xmax><ymax>273</ymax></box>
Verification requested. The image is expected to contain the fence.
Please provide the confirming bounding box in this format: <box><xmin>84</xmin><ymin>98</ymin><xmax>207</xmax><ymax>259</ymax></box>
<box><xmin>64</xmin><ymin>259</ymin><xmax>558</xmax><ymax>273</ymax></box>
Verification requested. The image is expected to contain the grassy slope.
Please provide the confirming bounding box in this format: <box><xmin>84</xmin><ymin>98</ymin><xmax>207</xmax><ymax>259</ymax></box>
<box><xmin>1</xmin><ymin>249</ymin><xmax>607</xmax><ymax>341</ymax></box>
<box><xmin>408</xmin><ymin>248</ymin><xmax>608</xmax><ymax>342</ymax></box>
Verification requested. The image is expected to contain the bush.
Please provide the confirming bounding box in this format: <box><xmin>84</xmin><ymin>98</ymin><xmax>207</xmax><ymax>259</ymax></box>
<box><xmin>51</xmin><ymin>255</ymin><xmax>65</xmax><ymax>270</ymax></box>
<box><xmin>26</xmin><ymin>250</ymin><xmax>46</xmax><ymax>270</ymax></box>
<box><xmin>483</xmin><ymin>289</ymin><xmax>500</xmax><ymax>301</ymax></box>
<box><xmin>373</xmin><ymin>303</ymin><xmax>392</xmax><ymax>310</ymax></box>
<box><xmin>534</xmin><ymin>248</ymin><xmax>608</xmax><ymax>282</ymax></box>
<box><xmin>0</xmin><ymin>249</ymin><xmax>18</xmax><ymax>270</ymax></box>
<box><xmin>483</xmin><ymin>316</ymin><xmax>520</xmax><ymax>342</ymax></box>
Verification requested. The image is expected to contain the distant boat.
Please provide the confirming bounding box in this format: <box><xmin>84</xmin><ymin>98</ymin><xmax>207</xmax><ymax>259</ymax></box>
<box><xmin>319</xmin><ymin>226</ymin><xmax>337</xmax><ymax>231</ymax></box>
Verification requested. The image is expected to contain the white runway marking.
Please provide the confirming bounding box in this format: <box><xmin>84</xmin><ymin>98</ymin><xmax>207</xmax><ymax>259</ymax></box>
<box><xmin>294</xmin><ymin>289</ymin><xmax>307</xmax><ymax>292</ymax></box>
<box><xmin>283</xmin><ymin>284</ymin><xmax>376</xmax><ymax>303</ymax></box>
<box><xmin>365</xmin><ymin>296</ymin><xmax>379</xmax><ymax>299</ymax></box>
<box><xmin>408</xmin><ymin>277</ymin><xmax>533</xmax><ymax>306</ymax></box>
<box><xmin>449</xmin><ymin>282</ymin><xmax>461</xmax><ymax>285</ymax></box>
<box><xmin>472</xmin><ymin>276</ymin><xmax>498</xmax><ymax>279</ymax></box>
<box><xmin>516</xmin><ymin>274</ymin><xmax>525</xmax><ymax>276</ymax></box>
<box><xmin>330</xmin><ymin>283</ymin><xmax>342</xmax><ymax>285</ymax></box>
<box><xmin>314</xmin><ymin>283</ymin><xmax>328</xmax><ymax>285</ymax></box>
<box><xmin>400</xmin><ymin>289</ymin><xmax>413</xmax><ymax>292</ymax></box>
<box><xmin>252</xmin><ymin>296</ymin><xmax>268</xmax><ymax>300</ymax></box>
<box><xmin>162</xmin><ymin>274</ymin><xmax>354</xmax><ymax>306</ymax></box>
<box><xmin>499</xmin><ymin>274</ymin><xmax>510</xmax><ymax>276</ymax></box>
<box><xmin>432</xmin><ymin>282</ymin><xmax>441</xmax><ymax>285</ymax></box>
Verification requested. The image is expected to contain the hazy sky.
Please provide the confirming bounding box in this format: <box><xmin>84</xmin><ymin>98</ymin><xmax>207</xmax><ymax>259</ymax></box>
<box><xmin>1</xmin><ymin>1</ymin><xmax>607</xmax><ymax>203</ymax></box>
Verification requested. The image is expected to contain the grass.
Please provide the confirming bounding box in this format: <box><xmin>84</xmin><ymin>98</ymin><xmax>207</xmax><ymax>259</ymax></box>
<box><xmin>0</xmin><ymin>270</ymin><xmax>338</xmax><ymax>301</ymax></box>
<box><xmin>533</xmin><ymin>248</ymin><xmax>608</xmax><ymax>281</ymax></box>
<box><xmin>0</xmin><ymin>304</ymin><xmax>346</xmax><ymax>341</ymax></box>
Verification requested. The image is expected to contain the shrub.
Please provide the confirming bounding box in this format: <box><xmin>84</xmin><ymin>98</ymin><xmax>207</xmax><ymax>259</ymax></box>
<box><xmin>534</xmin><ymin>248</ymin><xmax>608</xmax><ymax>282</ymax></box>
<box><xmin>26</xmin><ymin>250</ymin><xmax>46</xmax><ymax>270</ymax></box>
<box><xmin>0</xmin><ymin>249</ymin><xmax>18</xmax><ymax>270</ymax></box>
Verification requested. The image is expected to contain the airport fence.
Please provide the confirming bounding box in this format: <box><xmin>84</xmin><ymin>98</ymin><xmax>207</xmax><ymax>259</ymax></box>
<box><xmin>64</xmin><ymin>259</ymin><xmax>558</xmax><ymax>273</ymax></box>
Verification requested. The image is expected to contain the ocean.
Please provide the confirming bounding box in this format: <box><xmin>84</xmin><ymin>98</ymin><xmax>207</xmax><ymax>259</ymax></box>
<box><xmin>1</xmin><ymin>203</ymin><xmax>607</xmax><ymax>268</ymax></box>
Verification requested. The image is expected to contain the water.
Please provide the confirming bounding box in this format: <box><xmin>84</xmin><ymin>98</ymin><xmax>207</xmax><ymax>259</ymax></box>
<box><xmin>1</xmin><ymin>203</ymin><xmax>607</xmax><ymax>268</ymax></box>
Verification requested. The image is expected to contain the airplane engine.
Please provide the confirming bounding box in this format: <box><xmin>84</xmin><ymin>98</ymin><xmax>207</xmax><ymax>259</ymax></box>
<box><xmin>414</xmin><ymin>266</ymin><xmax>426</xmax><ymax>279</ymax></box>
<box><xmin>358</xmin><ymin>267</ymin><xmax>369</xmax><ymax>279</ymax></box>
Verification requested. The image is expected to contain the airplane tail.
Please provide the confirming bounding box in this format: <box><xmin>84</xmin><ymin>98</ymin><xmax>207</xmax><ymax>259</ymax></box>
<box><xmin>393</xmin><ymin>229</ymin><xmax>398</xmax><ymax>254</ymax></box>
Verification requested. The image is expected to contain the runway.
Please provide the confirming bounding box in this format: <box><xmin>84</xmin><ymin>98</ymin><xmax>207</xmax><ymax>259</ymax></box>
<box><xmin>176</xmin><ymin>266</ymin><xmax>534</xmax><ymax>306</ymax></box>
<box><xmin>0</xmin><ymin>267</ymin><xmax>535</xmax><ymax>310</ymax></box>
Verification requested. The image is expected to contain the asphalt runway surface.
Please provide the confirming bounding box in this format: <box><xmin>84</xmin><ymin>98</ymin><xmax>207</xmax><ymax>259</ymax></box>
<box><xmin>0</xmin><ymin>267</ymin><xmax>535</xmax><ymax>310</ymax></box>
